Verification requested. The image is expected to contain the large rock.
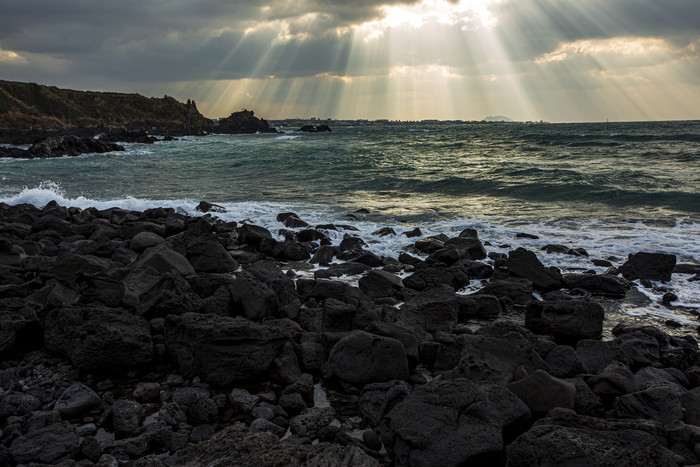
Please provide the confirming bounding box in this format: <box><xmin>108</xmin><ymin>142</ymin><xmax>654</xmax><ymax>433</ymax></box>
<box><xmin>358</xmin><ymin>269</ymin><xmax>404</xmax><ymax>300</ymax></box>
<box><xmin>44</xmin><ymin>306</ymin><xmax>154</xmax><ymax>371</ymax></box>
<box><xmin>185</xmin><ymin>239</ymin><xmax>239</xmax><ymax>273</ymax></box>
<box><xmin>360</xmin><ymin>380</ymin><xmax>412</xmax><ymax>426</ymax></box>
<box><xmin>380</xmin><ymin>379</ymin><xmax>504</xmax><ymax>467</ymax></box>
<box><xmin>328</xmin><ymin>331</ymin><xmax>409</xmax><ymax>385</ymax></box>
<box><xmin>401</xmin><ymin>285</ymin><xmax>459</xmax><ymax>333</ymax></box>
<box><xmin>614</xmin><ymin>386</ymin><xmax>685</xmax><ymax>425</ymax></box>
<box><xmin>9</xmin><ymin>421</ymin><xmax>80</xmax><ymax>465</ymax></box>
<box><xmin>165</xmin><ymin>313</ymin><xmax>290</xmax><ymax>385</ymax></box>
<box><xmin>562</xmin><ymin>273</ymin><xmax>631</xmax><ymax>297</ymax></box>
<box><xmin>525</xmin><ymin>299</ymin><xmax>604</xmax><ymax>343</ymax></box>
<box><xmin>403</xmin><ymin>266</ymin><xmax>469</xmax><ymax>291</ymax></box>
<box><xmin>507</xmin><ymin>409</ymin><xmax>682</xmax><ymax>466</ymax></box>
<box><xmin>618</xmin><ymin>252</ymin><xmax>676</xmax><ymax>281</ymax></box>
<box><xmin>230</xmin><ymin>270</ymin><xmax>279</xmax><ymax>320</ymax></box>
<box><xmin>133</xmin><ymin>244</ymin><xmax>195</xmax><ymax>276</ymax></box>
<box><xmin>474</xmin><ymin>279</ymin><xmax>533</xmax><ymax>306</ymax></box>
<box><xmin>501</xmin><ymin>248</ymin><xmax>562</xmax><ymax>292</ymax></box>
<box><xmin>507</xmin><ymin>370</ymin><xmax>577</xmax><ymax>413</ymax></box>
<box><xmin>442</xmin><ymin>332</ymin><xmax>549</xmax><ymax>384</ymax></box>
<box><xmin>0</xmin><ymin>299</ymin><xmax>40</xmax><ymax>356</ymax></box>
<box><xmin>53</xmin><ymin>382</ymin><xmax>101</xmax><ymax>418</ymax></box>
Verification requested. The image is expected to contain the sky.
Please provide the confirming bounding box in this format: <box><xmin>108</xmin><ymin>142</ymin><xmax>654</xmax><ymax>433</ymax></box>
<box><xmin>1</xmin><ymin>0</ymin><xmax>699</xmax><ymax>122</ymax></box>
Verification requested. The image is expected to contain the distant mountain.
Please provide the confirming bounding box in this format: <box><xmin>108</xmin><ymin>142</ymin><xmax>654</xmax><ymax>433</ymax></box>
<box><xmin>482</xmin><ymin>115</ymin><xmax>514</xmax><ymax>122</ymax></box>
<box><xmin>0</xmin><ymin>80</ymin><xmax>275</xmax><ymax>134</ymax></box>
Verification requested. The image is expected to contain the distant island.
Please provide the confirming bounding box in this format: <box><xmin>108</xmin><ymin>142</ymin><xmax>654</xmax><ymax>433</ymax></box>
<box><xmin>482</xmin><ymin>115</ymin><xmax>514</xmax><ymax>122</ymax></box>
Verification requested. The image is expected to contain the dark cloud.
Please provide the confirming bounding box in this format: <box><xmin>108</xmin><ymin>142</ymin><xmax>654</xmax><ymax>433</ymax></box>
<box><xmin>0</xmin><ymin>0</ymin><xmax>698</xmax><ymax>88</ymax></box>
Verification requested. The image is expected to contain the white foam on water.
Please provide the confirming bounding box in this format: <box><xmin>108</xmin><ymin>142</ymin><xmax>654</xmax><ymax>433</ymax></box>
<box><xmin>275</xmin><ymin>135</ymin><xmax>300</xmax><ymax>141</ymax></box>
<box><xmin>3</xmin><ymin>181</ymin><xmax>698</xmax><ymax>327</ymax></box>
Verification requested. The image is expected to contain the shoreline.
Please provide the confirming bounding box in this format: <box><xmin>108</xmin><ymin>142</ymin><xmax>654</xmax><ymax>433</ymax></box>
<box><xmin>1</xmin><ymin>200</ymin><xmax>699</xmax><ymax>465</ymax></box>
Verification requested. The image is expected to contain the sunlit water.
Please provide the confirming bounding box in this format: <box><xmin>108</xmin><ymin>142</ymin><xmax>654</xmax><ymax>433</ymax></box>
<box><xmin>1</xmin><ymin>121</ymin><xmax>699</xmax><ymax>335</ymax></box>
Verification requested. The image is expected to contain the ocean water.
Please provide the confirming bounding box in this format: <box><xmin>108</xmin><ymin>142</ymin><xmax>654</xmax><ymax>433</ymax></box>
<box><xmin>1</xmin><ymin>121</ymin><xmax>699</xmax><ymax>334</ymax></box>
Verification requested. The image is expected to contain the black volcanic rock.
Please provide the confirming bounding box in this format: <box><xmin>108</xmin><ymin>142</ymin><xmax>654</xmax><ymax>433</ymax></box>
<box><xmin>618</xmin><ymin>252</ymin><xmax>676</xmax><ymax>281</ymax></box>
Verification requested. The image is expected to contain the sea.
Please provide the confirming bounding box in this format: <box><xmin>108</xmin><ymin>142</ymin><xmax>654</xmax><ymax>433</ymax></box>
<box><xmin>1</xmin><ymin>121</ymin><xmax>699</xmax><ymax>336</ymax></box>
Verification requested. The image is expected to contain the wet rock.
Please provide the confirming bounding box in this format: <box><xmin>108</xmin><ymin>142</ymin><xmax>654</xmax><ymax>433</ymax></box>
<box><xmin>279</xmin><ymin>392</ymin><xmax>307</xmax><ymax>415</ymax></box>
<box><xmin>239</xmin><ymin>224</ymin><xmax>273</xmax><ymax>249</ymax></box>
<box><xmin>315</xmin><ymin>262</ymin><xmax>370</xmax><ymax>279</ymax></box>
<box><xmin>165</xmin><ymin>313</ymin><xmax>290</xmax><ymax>385</ymax></box>
<box><xmin>328</xmin><ymin>331</ymin><xmax>409</xmax><ymax>385</ymax></box>
<box><xmin>681</xmin><ymin>387</ymin><xmax>700</xmax><ymax>426</ymax></box>
<box><xmin>456</xmin><ymin>294</ymin><xmax>502</xmax><ymax>321</ymax></box>
<box><xmin>403</xmin><ymin>266</ymin><xmax>469</xmax><ymax>292</ymax></box>
<box><xmin>562</xmin><ymin>273</ymin><xmax>631</xmax><ymax>297</ymax></box>
<box><xmin>525</xmin><ymin>299</ymin><xmax>604</xmax><ymax>343</ymax></box>
<box><xmin>618</xmin><ymin>252</ymin><xmax>676</xmax><ymax>282</ymax></box>
<box><xmin>500</xmin><ymin>248</ymin><xmax>563</xmax><ymax>292</ymax></box>
<box><xmin>54</xmin><ymin>382</ymin><xmax>101</xmax><ymax>418</ymax></box>
<box><xmin>195</xmin><ymin>201</ymin><xmax>227</xmax><ymax>213</ymax></box>
<box><xmin>310</xmin><ymin>245</ymin><xmax>334</xmax><ymax>264</ymax></box>
<box><xmin>45</xmin><ymin>306</ymin><xmax>154</xmax><ymax>371</ymax></box>
<box><xmin>358</xmin><ymin>269</ymin><xmax>404</xmax><ymax>300</ymax></box>
<box><xmin>474</xmin><ymin>279</ymin><xmax>533</xmax><ymax>306</ymax></box>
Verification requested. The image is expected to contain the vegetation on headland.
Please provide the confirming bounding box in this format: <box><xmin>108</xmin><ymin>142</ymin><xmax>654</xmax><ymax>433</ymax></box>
<box><xmin>0</xmin><ymin>80</ymin><xmax>275</xmax><ymax>135</ymax></box>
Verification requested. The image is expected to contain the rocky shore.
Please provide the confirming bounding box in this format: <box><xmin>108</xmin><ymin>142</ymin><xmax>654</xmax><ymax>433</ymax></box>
<box><xmin>1</xmin><ymin>200</ymin><xmax>699</xmax><ymax>466</ymax></box>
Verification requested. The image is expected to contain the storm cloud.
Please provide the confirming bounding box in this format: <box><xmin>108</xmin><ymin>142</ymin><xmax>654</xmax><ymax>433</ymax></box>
<box><xmin>1</xmin><ymin>0</ymin><xmax>698</xmax><ymax>121</ymax></box>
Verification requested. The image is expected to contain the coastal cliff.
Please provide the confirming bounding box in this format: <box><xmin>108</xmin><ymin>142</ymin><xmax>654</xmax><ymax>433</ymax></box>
<box><xmin>0</xmin><ymin>80</ymin><xmax>275</xmax><ymax>135</ymax></box>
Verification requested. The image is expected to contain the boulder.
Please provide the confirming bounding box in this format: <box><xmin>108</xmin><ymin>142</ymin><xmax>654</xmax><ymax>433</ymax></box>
<box><xmin>186</xmin><ymin>239</ymin><xmax>239</xmax><ymax>273</ymax></box>
<box><xmin>165</xmin><ymin>313</ymin><xmax>290</xmax><ymax>385</ymax></box>
<box><xmin>456</xmin><ymin>294</ymin><xmax>502</xmax><ymax>321</ymax></box>
<box><xmin>614</xmin><ymin>386</ymin><xmax>685</xmax><ymax>425</ymax></box>
<box><xmin>239</xmin><ymin>224</ymin><xmax>273</xmax><ymax>249</ymax></box>
<box><xmin>358</xmin><ymin>269</ymin><xmax>404</xmax><ymax>300</ymax></box>
<box><xmin>403</xmin><ymin>266</ymin><xmax>469</xmax><ymax>291</ymax></box>
<box><xmin>133</xmin><ymin>244</ymin><xmax>195</xmax><ymax>276</ymax></box>
<box><xmin>230</xmin><ymin>270</ymin><xmax>279</xmax><ymax>320</ymax></box>
<box><xmin>328</xmin><ymin>331</ymin><xmax>409</xmax><ymax>385</ymax></box>
<box><xmin>9</xmin><ymin>421</ymin><xmax>80</xmax><ymax>465</ymax></box>
<box><xmin>525</xmin><ymin>299</ymin><xmax>604</xmax><ymax>343</ymax></box>
<box><xmin>443</xmin><ymin>332</ymin><xmax>549</xmax><ymax>384</ymax></box>
<box><xmin>401</xmin><ymin>285</ymin><xmax>459</xmax><ymax>333</ymax></box>
<box><xmin>544</xmin><ymin>345</ymin><xmax>585</xmax><ymax>378</ymax></box>
<box><xmin>501</xmin><ymin>248</ymin><xmax>562</xmax><ymax>292</ymax></box>
<box><xmin>507</xmin><ymin>409</ymin><xmax>682</xmax><ymax>466</ymax></box>
<box><xmin>129</xmin><ymin>231</ymin><xmax>165</xmax><ymax>253</ymax></box>
<box><xmin>474</xmin><ymin>279</ymin><xmax>533</xmax><ymax>306</ymax></box>
<box><xmin>289</xmin><ymin>407</ymin><xmax>335</xmax><ymax>438</ymax></box>
<box><xmin>508</xmin><ymin>370</ymin><xmax>577</xmax><ymax>413</ymax></box>
<box><xmin>562</xmin><ymin>273</ymin><xmax>631</xmax><ymax>297</ymax></box>
<box><xmin>380</xmin><ymin>379</ymin><xmax>504</xmax><ymax>467</ymax></box>
<box><xmin>44</xmin><ymin>306</ymin><xmax>154</xmax><ymax>371</ymax></box>
<box><xmin>360</xmin><ymin>380</ymin><xmax>412</xmax><ymax>426</ymax></box>
<box><xmin>53</xmin><ymin>382</ymin><xmax>101</xmax><ymax>418</ymax></box>
<box><xmin>618</xmin><ymin>252</ymin><xmax>676</xmax><ymax>281</ymax></box>
<box><xmin>113</xmin><ymin>399</ymin><xmax>145</xmax><ymax>437</ymax></box>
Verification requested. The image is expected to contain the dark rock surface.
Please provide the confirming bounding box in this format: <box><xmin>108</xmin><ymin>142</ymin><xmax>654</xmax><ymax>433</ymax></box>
<box><xmin>0</xmin><ymin>200</ymin><xmax>696</xmax><ymax>466</ymax></box>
